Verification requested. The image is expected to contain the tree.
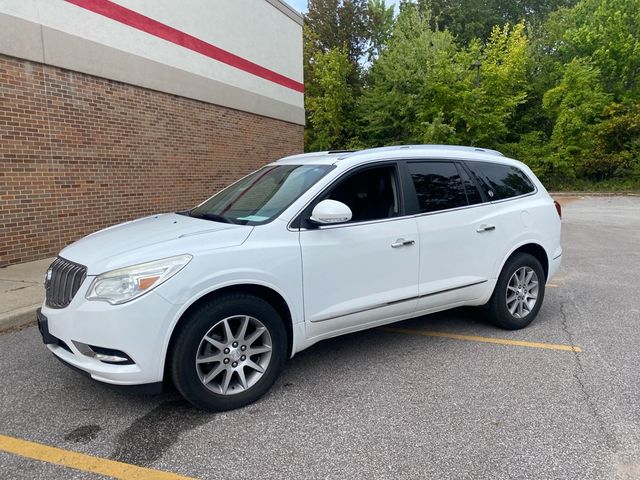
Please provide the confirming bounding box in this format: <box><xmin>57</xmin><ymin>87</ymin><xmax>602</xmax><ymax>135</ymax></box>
<box><xmin>513</xmin><ymin>6</ymin><xmax>573</xmax><ymax>139</ymax></box>
<box><xmin>543</xmin><ymin>58</ymin><xmax>612</xmax><ymax>178</ymax></box>
<box><xmin>302</xmin><ymin>0</ymin><xmax>640</xmax><ymax>189</ymax></box>
<box><xmin>357</xmin><ymin>5</ymin><xmax>459</xmax><ymax>145</ymax></box>
<box><xmin>588</xmin><ymin>102</ymin><xmax>640</xmax><ymax>180</ymax></box>
<box><xmin>453</xmin><ymin>22</ymin><xmax>530</xmax><ymax>147</ymax></box>
<box><xmin>366</xmin><ymin>0</ymin><xmax>395</xmax><ymax>61</ymax></box>
<box><xmin>304</xmin><ymin>0</ymin><xmax>371</xmax><ymax>150</ymax></box>
<box><xmin>412</xmin><ymin>0</ymin><xmax>577</xmax><ymax>46</ymax></box>
<box><xmin>306</xmin><ymin>48</ymin><xmax>356</xmax><ymax>150</ymax></box>
<box><xmin>305</xmin><ymin>0</ymin><xmax>369</xmax><ymax>64</ymax></box>
<box><xmin>560</xmin><ymin>0</ymin><xmax>640</xmax><ymax>98</ymax></box>
<box><xmin>358</xmin><ymin>7</ymin><xmax>530</xmax><ymax>149</ymax></box>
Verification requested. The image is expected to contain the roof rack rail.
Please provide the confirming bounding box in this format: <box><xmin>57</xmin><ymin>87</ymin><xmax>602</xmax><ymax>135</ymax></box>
<box><xmin>327</xmin><ymin>150</ymin><xmax>357</xmax><ymax>154</ymax></box>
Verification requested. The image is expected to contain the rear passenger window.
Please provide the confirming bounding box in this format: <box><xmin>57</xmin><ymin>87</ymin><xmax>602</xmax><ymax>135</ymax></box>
<box><xmin>470</xmin><ymin>162</ymin><xmax>535</xmax><ymax>200</ymax></box>
<box><xmin>458</xmin><ymin>165</ymin><xmax>483</xmax><ymax>205</ymax></box>
<box><xmin>408</xmin><ymin>162</ymin><xmax>468</xmax><ymax>213</ymax></box>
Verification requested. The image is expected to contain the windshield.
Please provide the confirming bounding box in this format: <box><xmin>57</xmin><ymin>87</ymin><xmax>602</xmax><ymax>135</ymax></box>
<box><xmin>188</xmin><ymin>164</ymin><xmax>334</xmax><ymax>225</ymax></box>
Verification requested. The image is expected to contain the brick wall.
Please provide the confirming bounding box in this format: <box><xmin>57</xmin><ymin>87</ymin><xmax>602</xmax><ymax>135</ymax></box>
<box><xmin>0</xmin><ymin>54</ymin><xmax>304</xmax><ymax>267</ymax></box>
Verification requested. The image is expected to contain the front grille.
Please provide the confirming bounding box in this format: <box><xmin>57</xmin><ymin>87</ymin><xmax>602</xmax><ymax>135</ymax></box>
<box><xmin>45</xmin><ymin>257</ymin><xmax>87</xmax><ymax>309</ymax></box>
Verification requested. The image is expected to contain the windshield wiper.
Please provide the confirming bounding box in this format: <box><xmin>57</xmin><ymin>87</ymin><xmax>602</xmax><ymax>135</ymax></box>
<box><xmin>189</xmin><ymin>212</ymin><xmax>237</xmax><ymax>224</ymax></box>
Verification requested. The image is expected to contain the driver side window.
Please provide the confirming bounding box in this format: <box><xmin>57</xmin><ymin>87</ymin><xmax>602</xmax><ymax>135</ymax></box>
<box><xmin>324</xmin><ymin>165</ymin><xmax>399</xmax><ymax>223</ymax></box>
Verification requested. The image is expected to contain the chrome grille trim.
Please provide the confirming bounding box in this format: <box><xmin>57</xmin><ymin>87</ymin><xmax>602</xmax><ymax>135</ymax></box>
<box><xmin>45</xmin><ymin>257</ymin><xmax>87</xmax><ymax>309</ymax></box>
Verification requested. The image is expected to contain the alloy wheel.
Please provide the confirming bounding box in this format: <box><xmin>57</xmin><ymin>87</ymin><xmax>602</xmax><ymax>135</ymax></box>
<box><xmin>506</xmin><ymin>266</ymin><xmax>539</xmax><ymax>319</ymax></box>
<box><xmin>195</xmin><ymin>315</ymin><xmax>272</xmax><ymax>395</ymax></box>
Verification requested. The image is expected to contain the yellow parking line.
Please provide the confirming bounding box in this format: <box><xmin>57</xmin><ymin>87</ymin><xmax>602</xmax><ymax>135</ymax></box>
<box><xmin>547</xmin><ymin>283</ymin><xmax>559</xmax><ymax>288</ymax></box>
<box><xmin>380</xmin><ymin>327</ymin><xmax>582</xmax><ymax>352</ymax></box>
<box><xmin>0</xmin><ymin>434</ymin><xmax>198</xmax><ymax>480</ymax></box>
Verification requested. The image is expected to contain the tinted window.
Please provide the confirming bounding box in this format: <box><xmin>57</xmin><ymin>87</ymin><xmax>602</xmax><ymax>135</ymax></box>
<box><xmin>325</xmin><ymin>165</ymin><xmax>399</xmax><ymax>222</ymax></box>
<box><xmin>458</xmin><ymin>165</ymin><xmax>483</xmax><ymax>205</ymax></box>
<box><xmin>471</xmin><ymin>162</ymin><xmax>535</xmax><ymax>200</ymax></box>
<box><xmin>408</xmin><ymin>162</ymin><xmax>468</xmax><ymax>213</ymax></box>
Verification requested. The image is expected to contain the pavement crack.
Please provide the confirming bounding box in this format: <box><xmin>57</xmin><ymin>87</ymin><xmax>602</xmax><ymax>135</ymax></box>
<box><xmin>6</xmin><ymin>285</ymin><xmax>33</xmax><ymax>293</ymax></box>
<box><xmin>559</xmin><ymin>301</ymin><xmax>615</xmax><ymax>450</ymax></box>
<box><xmin>0</xmin><ymin>277</ymin><xmax>40</xmax><ymax>284</ymax></box>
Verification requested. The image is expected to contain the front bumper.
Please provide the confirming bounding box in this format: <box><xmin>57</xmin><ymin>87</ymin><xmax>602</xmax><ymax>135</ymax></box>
<box><xmin>39</xmin><ymin>281</ymin><xmax>182</xmax><ymax>387</ymax></box>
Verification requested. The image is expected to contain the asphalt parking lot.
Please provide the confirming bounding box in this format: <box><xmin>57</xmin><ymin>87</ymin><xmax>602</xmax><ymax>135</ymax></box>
<box><xmin>1</xmin><ymin>196</ymin><xmax>639</xmax><ymax>480</ymax></box>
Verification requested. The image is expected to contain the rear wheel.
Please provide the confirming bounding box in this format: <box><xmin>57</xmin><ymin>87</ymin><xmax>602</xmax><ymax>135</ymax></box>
<box><xmin>487</xmin><ymin>253</ymin><xmax>545</xmax><ymax>330</ymax></box>
<box><xmin>170</xmin><ymin>294</ymin><xmax>287</xmax><ymax>411</ymax></box>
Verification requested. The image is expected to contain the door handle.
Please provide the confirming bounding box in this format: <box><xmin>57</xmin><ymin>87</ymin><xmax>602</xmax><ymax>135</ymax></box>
<box><xmin>476</xmin><ymin>224</ymin><xmax>496</xmax><ymax>233</ymax></box>
<box><xmin>391</xmin><ymin>239</ymin><xmax>415</xmax><ymax>248</ymax></box>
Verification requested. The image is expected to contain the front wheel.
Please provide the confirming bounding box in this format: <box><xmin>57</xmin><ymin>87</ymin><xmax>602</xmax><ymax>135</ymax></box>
<box><xmin>170</xmin><ymin>294</ymin><xmax>287</xmax><ymax>411</ymax></box>
<box><xmin>486</xmin><ymin>252</ymin><xmax>546</xmax><ymax>330</ymax></box>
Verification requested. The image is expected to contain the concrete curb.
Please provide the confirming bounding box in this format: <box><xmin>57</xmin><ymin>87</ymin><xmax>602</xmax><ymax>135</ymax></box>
<box><xmin>0</xmin><ymin>304</ymin><xmax>39</xmax><ymax>333</ymax></box>
<box><xmin>0</xmin><ymin>257</ymin><xmax>51</xmax><ymax>334</ymax></box>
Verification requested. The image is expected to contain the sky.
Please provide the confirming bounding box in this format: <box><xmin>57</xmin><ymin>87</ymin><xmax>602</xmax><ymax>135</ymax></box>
<box><xmin>287</xmin><ymin>0</ymin><xmax>400</xmax><ymax>14</ymax></box>
<box><xmin>287</xmin><ymin>0</ymin><xmax>307</xmax><ymax>12</ymax></box>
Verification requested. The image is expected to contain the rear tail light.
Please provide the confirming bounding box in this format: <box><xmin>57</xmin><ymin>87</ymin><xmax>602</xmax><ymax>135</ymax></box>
<box><xmin>554</xmin><ymin>200</ymin><xmax>562</xmax><ymax>219</ymax></box>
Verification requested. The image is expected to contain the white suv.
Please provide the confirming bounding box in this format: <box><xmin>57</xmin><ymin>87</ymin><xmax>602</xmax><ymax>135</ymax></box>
<box><xmin>38</xmin><ymin>145</ymin><xmax>562</xmax><ymax>411</ymax></box>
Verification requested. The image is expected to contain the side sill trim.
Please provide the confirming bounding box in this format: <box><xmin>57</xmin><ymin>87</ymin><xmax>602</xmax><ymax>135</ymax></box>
<box><xmin>310</xmin><ymin>280</ymin><xmax>488</xmax><ymax>323</ymax></box>
<box><xmin>418</xmin><ymin>279</ymin><xmax>487</xmax><ymax>300</ymax></box>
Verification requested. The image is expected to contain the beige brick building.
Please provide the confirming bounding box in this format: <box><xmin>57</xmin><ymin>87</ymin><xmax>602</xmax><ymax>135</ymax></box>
<box><xmin>0</xmin><ymin>0</ymin><xmax>304</xmax><ymax>266</ymax></box>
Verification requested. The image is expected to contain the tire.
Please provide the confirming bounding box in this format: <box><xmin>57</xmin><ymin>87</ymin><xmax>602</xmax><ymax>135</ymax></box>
<box><xmin>486</xmin><ymin>252</ymin><xmax>546</xmax><ymax>330</ymax></box>
<box><xmin>170</xmin><ymin>293</ymin><xmax>287</xmax><ymax>412</ymax></box>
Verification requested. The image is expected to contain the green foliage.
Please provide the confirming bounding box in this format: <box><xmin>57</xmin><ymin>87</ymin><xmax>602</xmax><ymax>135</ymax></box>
<box><xmin>500</xmin><ymin>131</ymin><xmax>554</xmax><ymax>180</ymax></box>
<box><xmin>414</xmin><ymin>0</ymin><xmax>577</xmax><ymax>47</ymax></box>
<box><xmin>366</xmin><ymin>0</ymin><xmax>395</xmax><ymax>61</ymax></box>
<box><xmin>358</xmin><ymin>13</ymin><xmax>529</xmax><ymax>148</ymax></box>
<box><xmin>453</xmin><ymin>23</ymin><xmax>530</xmax><ymax>146</ymax></box>
<box><xmin>303</xmin><ymin>0</ymin><xmax>640</xmax><ymax>189</ymax></box>
<box><xmin>561</xmin><ymin>0</ymin><xmax>640</xmax><ymax>98</ymax></box>
<box><xmin>589</xmin><ymin>102</ymin><xmax>640</xmax><ymax>180</ymax></box>
<box><xmin>305</xmin><ymin>48</ymin><xmax>356</xmax><ymax>151</ymax></box>
<box><xmin>357</xmin><ymin>5</ymin><xmax>459</xmax><ymax>145</ymax></box>
<box><xmin>304</xmin><ymin>0</ymin><xmax>369</xmax><ymax>149</ymax></box>
<box><xmin>543</xmin><ymin>58</ymin><xmax>612</xmax><ymax>178</ymax></box>
<box><xmin>305</xmin><ymin>0</ymin><xmax>369</xmax><ymax>63</ymax></box>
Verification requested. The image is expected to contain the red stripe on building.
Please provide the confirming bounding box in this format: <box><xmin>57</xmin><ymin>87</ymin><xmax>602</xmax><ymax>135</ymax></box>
<box><xmin>64</xmin><ymin>0</ymin><xmax>304</xmax><ymax>93</ymax></box>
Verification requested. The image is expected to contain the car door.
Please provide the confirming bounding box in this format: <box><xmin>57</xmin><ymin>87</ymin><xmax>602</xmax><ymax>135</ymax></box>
<box><xmin>403</xmin><ymin>160</ymin><xmax>499</xmax><ymax>312</ymax></box>
<box><xmin>298</xmin><ymin>163</ymin><xmax>420</xmax><ymax>339</ymax></box>
<box><xmin>464</xmin><ymin>160</ymin><xmax>539</xmax><ymax>277</ymax></box>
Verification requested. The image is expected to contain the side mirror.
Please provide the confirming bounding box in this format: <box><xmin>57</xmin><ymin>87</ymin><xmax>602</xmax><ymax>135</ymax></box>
<box><xmin>310</xmin><ymin>199</ymin><xmax>352</xmax><ymax>225</ymax></box>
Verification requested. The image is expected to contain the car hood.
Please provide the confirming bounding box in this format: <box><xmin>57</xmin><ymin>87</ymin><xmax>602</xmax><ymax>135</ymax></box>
<box><xmin>59</xmin><ymin>213</ymin><xmax>253</xmax><ymax>274</ymax></box>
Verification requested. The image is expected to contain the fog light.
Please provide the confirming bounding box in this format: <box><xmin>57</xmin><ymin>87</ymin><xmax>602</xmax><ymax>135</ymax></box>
<box><xmin>72</xmin><ymin>341</ymin><xmax>134</xmax><ymax>365</ymax></box>
<box><xmin>94</xmin><ymin>352</ymin><xmax>130</xmax><ymax>363</ymax></box>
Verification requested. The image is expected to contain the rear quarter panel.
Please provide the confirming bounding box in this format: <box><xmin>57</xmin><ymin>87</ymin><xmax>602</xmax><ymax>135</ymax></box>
<box><xmin>488</xmin><ymin>164</ymin><xmax>561</xmax><ymax>290</ymax></box>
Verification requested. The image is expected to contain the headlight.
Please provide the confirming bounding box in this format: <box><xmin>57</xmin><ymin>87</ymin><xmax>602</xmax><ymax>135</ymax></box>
<box><xmin>86</xmin><ymin>254</ymin><xmax>192</xmax><ymax>305</ymax></box>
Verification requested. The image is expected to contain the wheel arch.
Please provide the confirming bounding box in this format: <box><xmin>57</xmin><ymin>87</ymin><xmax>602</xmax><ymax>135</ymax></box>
<box><xmin>485</xmin><ymin>241</ymin><xmax>549</xmax><ymax>328</ymax></box>
<box><xmin>499</xmin><ymin>242</ymin><xmax>549</xmax><ymax>282</ymax></box>
<box><xmin>163</xmin><ymin>283</ymin><xmax>295</xmax><ymax>382</ymax></box>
